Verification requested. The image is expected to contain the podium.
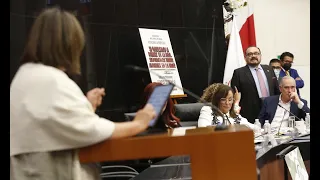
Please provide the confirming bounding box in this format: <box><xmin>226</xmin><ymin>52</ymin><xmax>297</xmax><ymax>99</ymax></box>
<box><xmin>79</xmin><ymin>125</ymin><xmax>257</xmax><ymax>180</ymax></box>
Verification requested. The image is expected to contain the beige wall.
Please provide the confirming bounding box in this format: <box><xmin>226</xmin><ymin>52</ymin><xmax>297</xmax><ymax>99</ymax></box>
<box><xmin>253</xmin><ymin>0</ymin><xmax>310</xmax><ymax>105</ymax></box>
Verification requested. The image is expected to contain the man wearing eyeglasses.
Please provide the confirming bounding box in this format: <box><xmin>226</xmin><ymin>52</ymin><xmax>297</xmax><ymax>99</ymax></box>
<box><xmin>230</xmin><ymin>46</ymin><xmax>280</xmax><ymax>123</ymax></box>
<box><xmin>279</xmin><ymin>52</ymin><xmax>304</xmax><ymax>96</ymax></box>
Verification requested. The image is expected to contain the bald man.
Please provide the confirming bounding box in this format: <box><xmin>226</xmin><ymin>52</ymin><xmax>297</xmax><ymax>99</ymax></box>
<box><xmin>258</xmin><ymin>76</ymin><xmax>310</xmax><ymax>128</ymax></box>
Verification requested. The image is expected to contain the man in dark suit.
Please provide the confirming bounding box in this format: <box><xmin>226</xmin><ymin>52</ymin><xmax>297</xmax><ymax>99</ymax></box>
<box><xmin>231</xmin><ymin>46</ymin><xmax>280</xmax><ymax>123</ymax></box>
<box><xmin>258</xmin><ymin>76</ymin><xmax>310</xmax><ymax>127</ymax></box>
<box><xmin>278</xmin><ymin>52</ymin><xmax>304</xmax><ymax>96</ymax></box>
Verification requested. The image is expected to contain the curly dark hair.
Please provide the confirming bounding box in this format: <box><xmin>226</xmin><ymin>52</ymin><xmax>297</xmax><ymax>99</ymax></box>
<box><xmin>200</xmin><ymin>83</ymin><xmax>224</xmax><ymax>103</ymax></box>
<box><xmin>200</xmin><ymin>83</ymin><xmax>237</xmax><ymax>118</ymax></box>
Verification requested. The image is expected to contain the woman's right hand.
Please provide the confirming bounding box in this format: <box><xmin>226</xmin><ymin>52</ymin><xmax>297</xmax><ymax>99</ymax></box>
<box><xmin>111</xmin><ymin>104</ymin><xmax>156</xmax><ymax>139</ymax></box>
<box><xmin>86</xmin><ymin>87</ymin><xmax>105</xmax><ymax>111</ymax></box>
<box><xmin>133</xmin><ymin>104</ymin><xmax>156</xmax><ymax>130</ymax></box>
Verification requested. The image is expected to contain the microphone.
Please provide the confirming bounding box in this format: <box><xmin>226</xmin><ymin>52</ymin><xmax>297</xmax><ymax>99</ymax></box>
<box><xmin>223</xmin><ymin>114</ymin><xmax>232</xmax><ymax>126</ymax></box>
<box><xmin>125</xmin><ymin>65</ymin><xmax>225</xmax><ymax>128</ymax></box>
<box><xmin>125</xmin><ymin>65</ymin><xmax>150</xmax><ymax>73</ymax></box>
<box><xmin>125</xmin><ymin>65</ymin><xmax>211</xmax><ymax>105</ymax></box>
<box><xmin>277</xmin><ymin>103</ymin><xmax>302</xmax><ymax>121</ymax></box>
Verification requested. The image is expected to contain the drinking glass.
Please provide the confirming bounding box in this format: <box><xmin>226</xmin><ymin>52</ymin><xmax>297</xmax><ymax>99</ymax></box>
<box><xmin>288</xmin><ymin>116</ymin><xmax>295</xmax><ymax>128</ymax></box>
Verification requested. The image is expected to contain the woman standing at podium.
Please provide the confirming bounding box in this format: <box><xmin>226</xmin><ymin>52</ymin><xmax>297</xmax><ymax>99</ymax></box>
<box><xmin>198</xmin><ymin>83</ymin><xmax>256</xmax><ymax>129</ymax></box>
<box><xmin>10</xmin><ymin>7</ymin><xmax>156</xmax><ymax>180</ymax></box>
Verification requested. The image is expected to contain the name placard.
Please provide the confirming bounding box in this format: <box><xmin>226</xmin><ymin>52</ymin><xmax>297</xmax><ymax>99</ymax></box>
<box><xmin>284</xmin><ymin>147</ymin><xmax>308</xmax><ymax>180</ymax></box>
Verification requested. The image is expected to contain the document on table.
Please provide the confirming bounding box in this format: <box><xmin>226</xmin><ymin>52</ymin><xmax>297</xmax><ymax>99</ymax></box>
<box><xmin>172</xmin><ymin>126</ymin><xmax>197</xmax><ymax>136</ymax></box>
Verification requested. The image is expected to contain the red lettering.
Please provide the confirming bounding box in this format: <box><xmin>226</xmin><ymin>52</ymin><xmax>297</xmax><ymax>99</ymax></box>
<box><xmin>149</xmin><ymin>63</ymin><xmax>161</xmax><ymax>68</ymax></box>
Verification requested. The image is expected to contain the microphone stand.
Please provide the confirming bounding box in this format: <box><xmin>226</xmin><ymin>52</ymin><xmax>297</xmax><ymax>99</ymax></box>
<box><xmin>208</xmin><ymin>8</ymin><xmax>217</xmax><ymax>86</ymax></box>
<box><xmin>276</xmin><ymin>111</ymin><xmax>288</xmax><ymax>137</ymax></box>
<box><xmin>278</xmin><ymin>104</ymin><xmax>302</xmax><ymax>121</ymax></box>
<box><xmin>223</xmin><ymin>114</ymin><xmax>231</xmax><ymax>125</ymax></box>
<box><xmin>127</xmin><ymin>64</ymin><xmax>229</xmax><ymax>130</ymax></box>
<box><xmin>277</xmin><ymin>103</ymin><xmax>301</xmax><ymax>137</ymax></box>
<box><xmin>125</xmin><ymin>65</ymin><xmax>222</xmax><ymax>113</ymax></box>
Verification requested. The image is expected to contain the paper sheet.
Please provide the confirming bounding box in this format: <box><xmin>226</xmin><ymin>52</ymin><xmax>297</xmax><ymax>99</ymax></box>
<box><xmin>171</xmin><ymin>126</ymin><xmax>197</xmax><ymax>136</ymax></box>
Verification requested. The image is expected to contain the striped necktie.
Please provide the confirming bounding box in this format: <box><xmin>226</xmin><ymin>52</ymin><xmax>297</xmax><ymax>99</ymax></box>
<box><xmin>255</xmin><ymin>68</ymin><xmax>268</xmax><ymax>97</ymax></box>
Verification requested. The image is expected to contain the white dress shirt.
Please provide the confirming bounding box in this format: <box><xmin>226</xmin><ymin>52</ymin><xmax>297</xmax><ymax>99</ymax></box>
<box><xmin>271</xmin><ymin>94</ymin><xmax>304</xmax><ymax>129</ymax></box>
<box><xmin>248</xmin><ymin>65</ymin><xmax>270</xmax><ymax>98</ymax></box>
<box><xmin>197</xmin><ymin>106</ymin><xmax>255</xmax><ymax>129</ymax></box>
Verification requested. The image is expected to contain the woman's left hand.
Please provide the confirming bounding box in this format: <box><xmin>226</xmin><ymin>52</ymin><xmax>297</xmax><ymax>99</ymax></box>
<box><xmin>234</xmin><ymin>86</ymin><xmax>241</xmax><ymax>104</ymax></box>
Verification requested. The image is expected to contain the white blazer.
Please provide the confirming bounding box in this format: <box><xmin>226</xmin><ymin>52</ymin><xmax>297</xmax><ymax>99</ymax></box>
<box><xmin>10</xmin><ymin>63</ymin><xmax>116</xmax><ymax>156</ymax></box>
<box><xmin>197</xmin><ymin>106</ymin><xmax>255</xmax><ymax>129</ymax></box>
<box><xmin>10</xmin><ymin>63</ymin><xmax>116</xmax><ymax>180</ymax></box>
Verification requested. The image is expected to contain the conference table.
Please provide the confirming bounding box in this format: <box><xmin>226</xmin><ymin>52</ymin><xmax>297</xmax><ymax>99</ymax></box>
<box><xmin>129</xmin><ymin>133</ymin><xmax>310</xmax><ymax>180</ymax></box>
<box><xmin>79</xmin><ymin>125</ymin><xmax>258</xmax><ymax>180</ymax></box>
<box><xmin>79</xmin><ymin>125</ymin><xmax>310</xmax><ymax>180</ymax></box>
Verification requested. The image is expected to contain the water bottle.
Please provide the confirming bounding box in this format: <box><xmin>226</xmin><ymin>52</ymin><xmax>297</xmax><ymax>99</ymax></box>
<box><xmin>254</xmin><ymin>119</ymin><xmax>262</xmax><ymax>134</ymax></box>
<box><xmin>305</xmin><ymin>113</ymin><xmax>310</xmax><ymax>130</ymax></box>
<box><xmin>263</xmin><ymin>120</ymin><xmax>271</xmax><ymax>134</ymax></box>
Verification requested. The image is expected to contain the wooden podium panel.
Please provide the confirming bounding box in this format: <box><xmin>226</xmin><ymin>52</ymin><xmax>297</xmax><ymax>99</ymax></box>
<box><xmin>259</xmin><ymin>158</ymin><xmax>310</xmax><ymax>180</ymax></box>
<box><xmin>79</xmin><ymin>125</ymin><xmax>257</xmax><ymax>180</ymax></box>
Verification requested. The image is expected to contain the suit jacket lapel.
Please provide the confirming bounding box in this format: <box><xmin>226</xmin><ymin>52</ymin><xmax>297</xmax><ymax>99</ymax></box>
<box><xmin>244</xmin><ymin>65</ymin><xmax>257</xmax><ymax>89</ymax></box>
<box><xmin>270</xmin><ymin>97</ymin><xmax>279</xmax><ymax>122</ymax></box>
<box><xmin>290</xmin><ymin>101</ymin><xmax>298</xmax><ymax>116</ymax></box>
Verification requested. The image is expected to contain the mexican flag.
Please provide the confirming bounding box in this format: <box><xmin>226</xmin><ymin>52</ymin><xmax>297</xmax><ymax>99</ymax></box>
<box><xmin>223</xmin><ymin>0</ymin><xmax>256</xmax><ymax>85</ymax></box>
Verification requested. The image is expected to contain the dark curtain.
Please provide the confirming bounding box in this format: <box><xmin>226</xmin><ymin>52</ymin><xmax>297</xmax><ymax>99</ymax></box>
<box><xmin>10</xmin><ymin>0</ymin><xmax>87</xmax><ymax>91</ymax></box>
<box><xmin>88</xmin><ymin>0</ymin><xmax>227</xmax><ymax>121</ymax></box>
<box><xmin>10</xmin><ymin>0</ymin><xmax>227</xmax><ymax>122</ymax></box>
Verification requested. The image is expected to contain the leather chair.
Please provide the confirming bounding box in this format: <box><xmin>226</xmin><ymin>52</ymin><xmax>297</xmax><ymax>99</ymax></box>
<box><xmin>174</xmin><ymin>103</ymin><xmax>206</xmax><ymax>127</ymax></box>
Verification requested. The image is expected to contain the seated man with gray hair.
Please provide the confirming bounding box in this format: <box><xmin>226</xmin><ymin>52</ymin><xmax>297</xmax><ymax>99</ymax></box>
<box><xmin>258</xmin><ymin>76</ymin><xmax>310</xmax><ymax>129</ymax></box>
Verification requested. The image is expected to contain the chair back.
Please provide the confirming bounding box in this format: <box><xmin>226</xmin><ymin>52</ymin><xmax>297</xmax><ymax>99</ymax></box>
<box><xmin>174</xmin><ymin>103</ymin><xmax>206</xmax><ymax>126</ymax></box>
